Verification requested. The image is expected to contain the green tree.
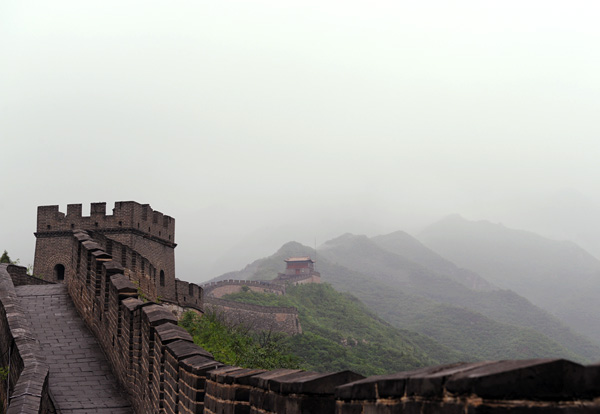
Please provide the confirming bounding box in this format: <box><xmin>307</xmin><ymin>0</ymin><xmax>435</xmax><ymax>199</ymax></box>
<box><xmin>179</xmin><ymin>310</ymin><xmax>299</xmax><ymax>370</ymax></box>
<box><xmin>0</xmin><ymin>251</ymin><xmax>10</xmax><ymax>264</ymax></box>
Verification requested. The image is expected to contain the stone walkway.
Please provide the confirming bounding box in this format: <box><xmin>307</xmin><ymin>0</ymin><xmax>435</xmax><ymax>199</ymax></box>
<box><xmin>15</xmin><ymin>284</ymin><xmax>133</xmax><ymax>414</ymax></box>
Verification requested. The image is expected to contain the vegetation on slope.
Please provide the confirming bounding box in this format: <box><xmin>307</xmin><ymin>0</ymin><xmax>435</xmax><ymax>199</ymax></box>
<box><xmin>0</xmin><ymin>250</ymin><xmax>11</xmax><ymax>263</ymax></box>
<box><xmin>180</xmin><ymin>310</ymin><xmax>300</xmax><ymax>370</ymax></box>
<box><xmin>223</xmin><ymin>283</ymin><xmax>466</xmax><ymax>376</ymax></box>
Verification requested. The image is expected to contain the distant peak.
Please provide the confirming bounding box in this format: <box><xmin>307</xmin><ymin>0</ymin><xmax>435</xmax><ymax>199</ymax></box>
<box><xmin>431</xmin><ymin>214</ymin><xmax>502</xmax><ymax>228</ymax></box>
<box><xmin>372</xmin><ymin>229</ymin><xmax>412</xmax><ymax>240</ymax></box>
<box><xmin>322</xmin><ymin>233</ymin><xmax>369</xmax><ymax>247</ymax></box>
<box><xmin>276</xmin><ymin>241</ymin><xmax>314</xmax><ymax>257</ymax></box>
<box><xmin>279</xmin><ymin>241</ymin><xmax>305</xmax><ymax>249</ymax></box>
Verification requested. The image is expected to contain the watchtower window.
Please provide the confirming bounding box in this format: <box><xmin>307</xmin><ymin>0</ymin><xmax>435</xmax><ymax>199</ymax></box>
<box><xmin>47</xmin><ymin>225</ymin><xmax>51</xmax><ymax>230</ymax></box>
<box><xmin>118</xmin><ymin>221</ymin><xmax>123</xmax><ymax>227</ymax></box>
<box><xmin>54</xmin><ymin>264</ymin><xmax>65</xmax><ymax>281</ymax></box>
<box><xmin>160</xmin><ymin>270</ymin><xmax>165</xmax><ymax>287</ymax></box>
<box><xmin>188</xmin><ymin>284</ymin><xmax>193</xmax><ymax>296</ymax></box>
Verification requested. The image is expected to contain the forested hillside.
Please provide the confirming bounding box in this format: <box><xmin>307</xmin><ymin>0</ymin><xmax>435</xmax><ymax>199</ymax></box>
<box><xmin>222</xmin><ymin>284</ymin><xmax>465</xmax><ymax>375</ymax></box>
<box><xmin>211</xmin><ymin>235</ymin><xmax>600</xmax><ymax>362</ymax></box>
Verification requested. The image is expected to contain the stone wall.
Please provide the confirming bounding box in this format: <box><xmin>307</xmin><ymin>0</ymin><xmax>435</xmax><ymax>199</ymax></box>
<box><xmin>335</xmin><ymin>359</ymin><xmax>600</xmax><ymax>413</ymax></box>
<box><xmin>204</xmin><ymin>368</ymin><xmax>363</xmax><ymax>414</ymax></box>
<box><xmin>5</xmin><ymin>264</ymin><xmax>54</xmax><ymax>287</ymax></box>
<box><xmin>0</xmin><ymin>264</ymin><xmax>54</xmax><ymax>414</ymax></box>
<box><xmin>202</xmin><ymin>279</ymin><xmax>286</xmax><ymax>298</ymax></box>
<box><xmin>204</xmin><ymin>297</ymin><xmax>302</xmax><ymax>335</ymax></box>
<box><xmin>33</xmin><ymin>234</ymin><xmax>74</xmax><ymax>284</ymax></box>
<box><xmin>273</xmin><ymin>272</ymin><xmax>321</xmax><ymax>285</ymax></box>
<box><xmin>66</xmin><ymin>230</ymin><xmax>216</xmax><ymax>414</ymax></box>
<box><xmin>175</xmin><ymin>279</ymin><xmax>203</xmax><ymax>311</ymax></box>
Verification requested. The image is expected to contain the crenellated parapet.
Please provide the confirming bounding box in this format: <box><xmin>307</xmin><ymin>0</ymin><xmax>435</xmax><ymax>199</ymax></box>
<box><xmin>36</xmin><ymin>201</ymin><xmax>175</xmax><ymax>245</ymax></box>
<box><xmin>204</xmin><ymin>296</ymin><xmax>302</xmax><ymax>335</ymax></box>
<box><xmin>66</xmin><ymin>230</ymin><xmax>214</xmax><ymax>413</ymax></box>
<box><xmin>202</xmin><ymin>279</ymin><xmax>286</xmax><ymax>298</ymax></box>
<box><xmin>175</xmin><ymin>278</ymin><xmax>203</xmax><ymax>311</ymax></box>
<box><xmin>273</xmin><ymin>272</ymin><xmax>321</xmax><ymax>286</ymax></box>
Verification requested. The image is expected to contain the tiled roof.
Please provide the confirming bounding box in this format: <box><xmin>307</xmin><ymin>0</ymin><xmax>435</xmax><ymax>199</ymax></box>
<box><xmin>285</xmin><ymin>257</ymin><xmax>314</xmax><ymax>262</ymax></box>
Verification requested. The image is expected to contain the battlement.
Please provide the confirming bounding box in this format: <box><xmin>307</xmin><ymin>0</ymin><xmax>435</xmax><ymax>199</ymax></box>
<box><xmin>36</xmin><ymin>201</ymin><xmax>175</xmax><ymax>245</ymax></box>
<box><xmin>204</xmin><ymin>297</ymin><xmax>302</xmax><ymax>335</ymax></box>
<box><xmin>202</xmin><ymin>279</ymin><xmax>286</xmax><ymax>298</ymax></box>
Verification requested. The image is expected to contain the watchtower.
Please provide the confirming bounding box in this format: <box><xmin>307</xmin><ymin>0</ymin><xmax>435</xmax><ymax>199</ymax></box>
<box><xmin>284</xmin><ymin>257</ymin><xmax>315</xmax><ymax>275</ymax></box>
<box><xmin>33</xmin><ymin>201</ymin><xmax>177</xmax><ymax>301</ymax></box>
<box><xmin>274</xmin><ymin>256</ymin><xmax>321</xmax><ymax>285</ymax></box>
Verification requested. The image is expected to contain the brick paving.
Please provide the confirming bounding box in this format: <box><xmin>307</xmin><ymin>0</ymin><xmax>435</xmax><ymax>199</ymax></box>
<box><xmin>15</xmin><ymin>284</ymin><xmax>133</xmax><ymax>414</ymax></box>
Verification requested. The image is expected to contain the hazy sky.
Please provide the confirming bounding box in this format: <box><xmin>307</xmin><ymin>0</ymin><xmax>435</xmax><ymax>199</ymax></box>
<box><xmin>2</xmin><ymin>1</ymin><xmax>600</xmax><ymax>282</ymax></box>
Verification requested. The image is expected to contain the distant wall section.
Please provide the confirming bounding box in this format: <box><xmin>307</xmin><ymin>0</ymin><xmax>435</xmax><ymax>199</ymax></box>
<box><xmin>204</xmin><ymin>297</ymin><xmax>301</xmax><ymax>335</ymax></box>
<box><xmin>203</xmin><ymin>280</ymin><xmax>286</xmax><ymax>298</ymax></box>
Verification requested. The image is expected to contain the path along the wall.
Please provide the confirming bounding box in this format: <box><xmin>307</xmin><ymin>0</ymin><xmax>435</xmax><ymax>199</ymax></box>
<box><xmin>15</xmin><ymin>284</ymin><xmax>132</xmax><ymax>414</ymax></box>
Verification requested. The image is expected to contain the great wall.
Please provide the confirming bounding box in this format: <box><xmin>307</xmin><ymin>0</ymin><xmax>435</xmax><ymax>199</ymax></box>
<box><xmin>200</xmin><ymin>257</ymin><xmax>322</xmax><ymax>336</ymax></box>
<box><xmin>2</xmin><ymin>201</ymin><xmax>600</xmax><ymax>413</ymax></box>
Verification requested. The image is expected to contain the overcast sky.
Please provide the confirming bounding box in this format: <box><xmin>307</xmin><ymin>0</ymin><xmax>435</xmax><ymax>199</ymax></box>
<box><xmin>2</xmin><ymin>1</ymin><xmax>600</xmax><ymax>282</ymax></box>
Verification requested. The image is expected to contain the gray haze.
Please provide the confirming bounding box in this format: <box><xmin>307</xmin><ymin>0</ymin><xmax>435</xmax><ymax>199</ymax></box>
<box><xmin>2</xmin><ymin>1</ymin><xmax>600</xmax><ymax>282</ymax></box>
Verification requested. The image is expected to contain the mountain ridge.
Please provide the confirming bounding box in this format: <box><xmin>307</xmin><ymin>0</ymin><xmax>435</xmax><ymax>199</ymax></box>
<box><xmin>207</xmin><ymin>230</ymin><xmax>600</xmax><ymax>362</ymax></box>
<box><xmin>418</xmin><ymin>215</ymin><xmax>600</xmax><ymax>343</ymax></box>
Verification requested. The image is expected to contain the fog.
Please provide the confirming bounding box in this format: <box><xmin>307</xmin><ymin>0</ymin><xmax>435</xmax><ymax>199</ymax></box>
<box><xmin>2</xmin><ymin>1</ymin><xmax>600</xmax><ymax>282</ymax></box>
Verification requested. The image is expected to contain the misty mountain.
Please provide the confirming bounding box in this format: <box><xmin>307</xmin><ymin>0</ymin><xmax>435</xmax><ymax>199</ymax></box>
<box><xmin>210</xmin><ymin>237</ymin><xmax>600</xmax><ymax>362</ymax></box>
<box><xmin>418</xmin><ymin>215</ymin><xmax>600</xmax><ymax>343</ymax></box>
<box><xmin>371</xmin><ymin>230</ymin><xmax>495</xmax><ymax>291</ymax></box>
<box><xmin>479</xmin><ymin>189</ymin><xmax>600</xmax><ymax>262</ymax></box>
<box><xmin>318</xmin><ymin>233</ymin><xmax>600</xmax><ymax>361</ymax></box>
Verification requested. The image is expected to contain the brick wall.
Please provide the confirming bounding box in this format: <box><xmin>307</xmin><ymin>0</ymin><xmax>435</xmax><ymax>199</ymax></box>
<box><xmin>66</xmin><ymin>230</ymin><xmax>225</xmax><ymax>414</ymax></box>
<box><xmin>204</xmin><ymin>297</ymin><xmax>302</xmax><ymax>335</ymax></box>
<box><xmin>5</xmin><ymin>264</ymin><xmax>54</xmax><ymax>286</ymax></box>
<box><xmin>273</xmin><ymin>272</ymin><xmax>322</xmax><ymax>285</ymax></box>
<box><xmin>202</xmin><ymin>280</ymin><xmax>286</xmax><ymax>298</ymax></box>
<box><xmin>175</xmin><ymin>279</ymin><xmax>203</xmax><ymax>310</ymax></box>
<box><xmin>108</xmin><ymin>233</ymin><xmax>176</xmax><ymax>301</ymax></box>
<box><xmin>33</xmin><ymin>234</ymin><xmax>74</xmax><ymax>283</ymax></box>
<box><xmin>0</xmin><ymin>264</ymin><xmax>54</xmax><ymax>414</ymax></box>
